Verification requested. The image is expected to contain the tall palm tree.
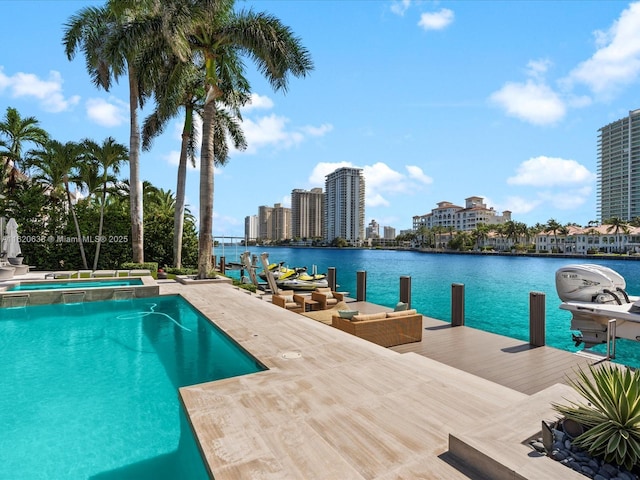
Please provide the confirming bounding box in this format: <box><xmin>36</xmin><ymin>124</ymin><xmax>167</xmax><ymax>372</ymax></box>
<box><xmin>142</xmin><ymin>57</ymin><xmax>248</xmax><ymax>268</ymax></box>
<box><xmin>0</xmin><ymin>107</ymin><xmax>49</xmax><ymax>193</ymax></box>
<box><xmin>28</xmin><ymin>140</ymin><xmax>89</xmax><ymax>269</ymax></box>
<box><xmin>84</xmin><ymin>137</ymin><xmax>128</xmax><ymax>269</ymax></box>
<box><xmin>164</xmin><ymin>0</ymin><xmax>314</xmax><ymax>278</ymax></box>
<box><xmin>472</xmin><ymin>223</ymin><xmax>490</xmax><ymax>250</ymax></box>
<box><xmin>63</xmin><ymin>2</ymin><xmax>152</xmax><ymax>264</ymax></box>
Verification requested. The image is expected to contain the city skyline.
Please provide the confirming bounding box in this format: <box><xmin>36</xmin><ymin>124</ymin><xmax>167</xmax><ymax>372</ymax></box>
<box><xmin>3</xmin><ymin>1</ymin><xmax>640</xmax><ymax>237</ymax></box>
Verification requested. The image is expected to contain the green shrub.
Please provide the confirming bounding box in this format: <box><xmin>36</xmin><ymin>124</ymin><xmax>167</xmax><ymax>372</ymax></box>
<box><xmin>166</xmin><ymin>267</ymin><xmax>197</xmax><ymax>275</ymax></box>
<box><xmin>553</xmin><ymin>364</ymin><xmax>640</xmax><ymax>470</ymax></box>
<box><xmin>232</xmin><ymin>279</ymin><xmax>256</xmax><ymax>293</ymax></box>
<box><xmin>120</xmin><ymin>262</ymin><xmax>159</xmax><ymax>273</ymax></box>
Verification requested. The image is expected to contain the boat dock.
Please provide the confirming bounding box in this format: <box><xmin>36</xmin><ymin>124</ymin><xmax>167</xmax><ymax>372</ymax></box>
<box><xmin>390</xmin><ymin>316</ymin><xmax>601</xmax><ymax>395</ymax></box>
<box><xmin>162</xmin><ymin>282</ymin><xmax>599</xmax><ymax>479</ymax></box>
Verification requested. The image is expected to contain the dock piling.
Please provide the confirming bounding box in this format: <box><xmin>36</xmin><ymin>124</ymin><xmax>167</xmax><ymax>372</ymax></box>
<box><xmin>356</xmin><ymin>271</ymin><xmax>367</xmax><ymax>301</ymax></box>
<box><xmin>529</xmin><ymin>291</ymin><xmax>546</xmax><ymax>347</ymax></box>
<box><xmin>328</xmin><ymin>267</ymin><xmax>337</xmax><ymax>292</ymax></box>
<box><xmin>451</xmin><ymin>283</ymin><xmax>465</xmax><ymax>326</ymax></box>
<box><xmin>400</xmin><ymin>276</ymin><xmax>412</xmax><ymax>309</ymax></box>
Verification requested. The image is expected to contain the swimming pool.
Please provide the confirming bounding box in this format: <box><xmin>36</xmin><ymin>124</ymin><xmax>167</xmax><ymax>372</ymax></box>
<box><xmin>7</xmin><ymin>278</ymin><xmax>143</xmax><ymax>291</ymax></box>
<box><xmin>0</xmin><ymin>295</ymin><xmax>265</xmax><ymax>479</ymax></box>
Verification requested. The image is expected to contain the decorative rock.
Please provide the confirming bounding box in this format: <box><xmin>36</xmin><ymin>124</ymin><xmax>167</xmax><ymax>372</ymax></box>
<box><xmin>530</xmin><ymin>441</ymin><xmax>546</xmax><ymax>453</ymax></box>
<box><xmin>582</xmin><ymin>466</ymin><xmax>595</xmax><ymax>476</ymax></box>
<box><xmin>550</xmin><ymin>450</ymin><xmax>566</xmax><ymax>461</ymax></box>
<box><xmin>619</xmin><ymin>472</ymin><xmax>634</xmax><ymax>480</ymax></box>
<box><xmin>595</xmin><ymin>474</ymin><xmax>610</xmax><ymax>480</ymax></box>
<box><xmin>564</xmin><ymin>439</ymin><xmax>572</xmax><ymax>449</ymax></box>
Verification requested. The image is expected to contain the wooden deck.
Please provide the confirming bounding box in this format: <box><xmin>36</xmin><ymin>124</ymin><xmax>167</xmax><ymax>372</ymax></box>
<box><xmin>390</xmin><ymin>316</ymin><xmax>606</xmax><ymax>395</ymax></box>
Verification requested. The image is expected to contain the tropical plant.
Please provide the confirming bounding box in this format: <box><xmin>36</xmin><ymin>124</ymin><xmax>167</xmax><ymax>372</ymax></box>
<box><xmin>0</xmin><ymin>107</ymin><xmax>49</xmax><ymax>193</ymax></box>
<box><xmin>28</xmin><ymin>140</ymin><xmax>89</xmax><ymax>269</ymax></box>
<box><xmin>605</xmin><ymin>217</ymin><xmax>630</xmax><ymax>253</ymax></box>
<box><xmin>553</xmin><ymin>364</ymin><xmax>640</xmax><ymax>471</ymax></box>
<box><xmin>64</xmin><ymin>2</ymin><xmax>153</xmax><ymax>263</ymax></box>
<box><xmin>83</xmin><ymin>137</ymin><xmax>128</xmax><ymax>269</ymax></box>
<box><xmin>162</xmin><ymin>0</ymin><xmax>313</xmax><ymax>278</ymax></box>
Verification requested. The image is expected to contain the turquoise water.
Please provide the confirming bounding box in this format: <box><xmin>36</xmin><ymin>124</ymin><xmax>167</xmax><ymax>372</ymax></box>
<box><xmin>227</xmin><ymin>247</ymin><xmax>640</xmax><ymax>368</ymax></box>
<box><xmin>7</xmin><ymin>278</ymin><xmax>143</xmax><ymax>291</ymax></box>
<box><xmin>0</xmin><ymin>295</ymin><xmax>265</xmax><ymax>479</ymax></box>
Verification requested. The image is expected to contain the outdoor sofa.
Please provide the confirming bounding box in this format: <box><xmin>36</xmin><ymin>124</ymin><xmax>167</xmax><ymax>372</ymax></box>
<box><xmin>331</xmin><ymin>309</ymin><xmax>423</xmax><ymax>347</ymax></box>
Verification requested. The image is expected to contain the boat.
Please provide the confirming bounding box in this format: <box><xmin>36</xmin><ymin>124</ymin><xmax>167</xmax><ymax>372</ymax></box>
<box><xmin>556</xmin><ymin>264</ymin><xmax>640</xmax><ymax>347</ymax></box>
<box><xmin>257</xmin><ymin>262</ymin><xmax>299</xmax><ymax>281</ymax></box>
<box><xmin>275</xmin><ymin>276</ymin><xmax>328</xmax><ymax>291</ymax></box>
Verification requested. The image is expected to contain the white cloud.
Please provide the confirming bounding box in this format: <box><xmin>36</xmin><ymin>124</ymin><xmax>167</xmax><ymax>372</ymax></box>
<box><xmin>567</xmin><ymin>2</ymin><xmax>640</xmax><ymax>95</ymax></box>
<box><xmin>0</xmin><ymin>67</ymin><xmax>79</xmax><ymax>112</ymax></box>
<box><xmin>309</xmin><ymin>161</ymin><xmax>431</xmax><ymax>208</ymax></box>
<box><xmin>498</xmin><ymin>196</ymin><xmax>542</xmax><ymax>215</ymax></box>
<box><xmin>391</xmin><ymin>0</ymin><xmax>411</xmax><ymax>16</ymax></box>
<box><xmin>418</xmin><ymin>8</ymin><xmax>454</xmax><ymax>31</ymax></box>
<box><xmin>86</xmin><ymin>97</ymin><xmax>127</xmax><ymax>127</ymax></box>
<box><xmin>538</xmin><ymin>187</ymin><xmax>592</xmax><ymax>210</ymax></box>
<box><xmin>489</xmin><ymin>80</ymin><xmax>566</xmax><ymax>125</ymax></box>
<box><xmin>525</xmin><ymin>59</ymin><xmax>552</xmax><ymax>80</ymax></box>
<box><xmin>300</xmin><ymin>123</ymin><xmax>333</xmax><ymax>136</ymax></box>
<box><xmin>406</xmin><ymin>165</ymin><xmax>433</xmax><ymax>185</ymax></box>
<box><xmin>507</xmin><ymin>156</ymin><xmax>595</xmax><ymax>187</ymax></box>
<box><xmin>242</xmin><ymin>93</ymin><xmax>275</xmax><ymax>112</ymax></box>
<box><xmin>309</xmin><ymin>161</ymin><xmax>353</xmax><ymax>186</ymax></box>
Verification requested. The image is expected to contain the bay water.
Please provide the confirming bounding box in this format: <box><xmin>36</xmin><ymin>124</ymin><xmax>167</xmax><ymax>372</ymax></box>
<box><xmin>220</xmin><ymin>246</ymin><xmax>640</xmax><ymax>368</ymax></box>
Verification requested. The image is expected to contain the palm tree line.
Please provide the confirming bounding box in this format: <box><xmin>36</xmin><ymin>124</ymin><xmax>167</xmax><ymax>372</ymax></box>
<box><xmin>0</xmin><ymin>106</ymin><xmax>198</xmax><ymax>270</ymax></box>
<box><xmin>63</xmin><ymin>0</ymin><xmax>313</xmax><ymax>278</ymax></box>
<box><xmin>398</xmin><ymin>217</ymin><xmax>640</xmax><ymax>253</ymax></box>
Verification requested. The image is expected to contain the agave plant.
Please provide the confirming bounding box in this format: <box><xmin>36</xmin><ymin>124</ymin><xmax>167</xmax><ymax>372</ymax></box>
<box><xmin>553</xmin><ymin>363</ymin><xmax>640</xmax><ymax>471</ymax></box>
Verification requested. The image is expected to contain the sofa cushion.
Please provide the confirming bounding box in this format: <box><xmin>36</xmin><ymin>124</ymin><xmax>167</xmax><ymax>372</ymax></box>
<box><xmin>386</xmin><ymin>309</ymin><xmax>417</xmax><ymax>318</ymax></box>
<box><xmin>282</xmin><ymin>295</ymin><xmax>294</xmax><ymax>303</ymax></box>
<box><xmin>352</xmin><ymin>312</ymin><xmax>387</xmax><ymax>322</ymax></box>
<box><xmin>338</xmin><ymin>310</ymin><xmax>359</xmax><ymax>319</ymax></box>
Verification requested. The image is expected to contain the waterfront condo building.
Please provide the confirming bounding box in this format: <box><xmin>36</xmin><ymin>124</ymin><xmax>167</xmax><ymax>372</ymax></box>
<box><xmin>412</xmin><ymin>196</ymin><xmax>511</xmax><ymax>232</ymax></box>
<box><xmin>291</xmin><ymin>188</ymin><xmax>324</xmax><ymax>239</ymax></box>
<box><xmin>598</xmin><ymin>109</ymin><xmax>640</xmax><ymax>222</ymax></box>
<box><xmin>324</xmin><ymin>167</ymin><xmax>365</xmax><ymax>245</ymax></box>
<box><xmin>366</xmin><ymin>219</ymin><xmax>380</xmax><ymax>239</ymax></box>
<box><xmin>258</xmin><ymin>203</ymin><xmax>291</xmax><ymax>242</ymax></box>
<box><xmin>244</xmin><ymin>215</ymin><xmax>258</xmax><ymax>242</ymax></box>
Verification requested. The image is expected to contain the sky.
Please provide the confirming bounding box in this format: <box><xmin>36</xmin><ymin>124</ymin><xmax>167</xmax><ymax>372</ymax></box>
<box><xmin>1</xmin><ymin>0</ymin><xmax>640</xmax><ymax>237</ymax></box>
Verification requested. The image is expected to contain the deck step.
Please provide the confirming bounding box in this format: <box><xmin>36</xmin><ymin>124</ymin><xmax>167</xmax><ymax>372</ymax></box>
<box><xmin>447</xmin><ymin>383</ymin><xmax>585</xmax><ymax>480</ymax></box>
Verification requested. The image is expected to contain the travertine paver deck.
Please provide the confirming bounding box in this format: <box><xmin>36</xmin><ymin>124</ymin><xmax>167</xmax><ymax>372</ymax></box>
<box><xmin>159</xmin><ymin>282</ymin><xmax>587</xmax><ymax>479</ymax></box>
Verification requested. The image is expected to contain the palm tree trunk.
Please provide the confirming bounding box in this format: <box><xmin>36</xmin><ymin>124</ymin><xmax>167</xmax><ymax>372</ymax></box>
<box><xmin>65</xmin><ymin>182</ymin><xmax>88</xmax><ymax>269</ymax></box>
<box><xmin>93</xmin><ymin>184</ymin><xmax>107</xmax><ymax>270</ymax></box>
<box><xmin>197</xmin><ymin>100</ymin><xmax>215</xmax><ymax>279</ymax></box>
<box><xmin>173</xmin><ymin>110</ymin><xmax>192</xmax><ymax>269</ymax></box>
<box><xmin>128</xmin><ymin>66</ymin><xmax>144</xmax><ymax>263</ymax></box>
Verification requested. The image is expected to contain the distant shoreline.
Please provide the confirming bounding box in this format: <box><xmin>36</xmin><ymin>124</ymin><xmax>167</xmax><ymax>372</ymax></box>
<box><xmin>251</xmin><ymin>244</ymin><xmax>640</xmax><ymax>261</ymax></box>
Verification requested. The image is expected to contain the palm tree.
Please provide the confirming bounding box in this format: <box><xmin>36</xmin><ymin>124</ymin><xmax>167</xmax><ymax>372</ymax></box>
<box><xmin>605</xmin><ymin>217</ymin><xmax>630</xmax><ymax>253</ymax></box>
<box><xmin>165</xmin><ymin>0</ymin><xmax>313</xmax><ymax>278</ymax></box>
<box><xmin>64</xmin><ymin>3</ymin><xmax>152</xmax><ymax>264</ymax></box>
<box><xmin>545</xmin><ymin>218</ymin><xmax>562</xmax><ymax>253</ymax></box>
<box><xmin>142</xmin><ymin>57</ymin><xmax>248</xmax><ymax>268</ymax></box>
<box><xmin>472</xmin><ymin>223</ymin><xmax>490</xmax><ymax>250</ymax></box>
<box><xmin>83</xmin><ymin>137</ymin><xmax>128</xmax><ymax>269</ymax></box>
<box><xmin>28</xmin><ymin>140</ymin><xmax>89</xmax><ymax>269</ymax></box>
<box><xmin>0</xmin><ymin>107</ymin><xmax>49</xmax><ymax>193</ymax></box>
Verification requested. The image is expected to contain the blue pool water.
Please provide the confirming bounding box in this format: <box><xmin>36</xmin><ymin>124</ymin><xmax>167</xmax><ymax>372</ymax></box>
<box><xmin>0</xmin><ymin>295</ymin><xmax>265</xmax><ymax>479</ymax></box>
<box><xmin>226</xmin><ymin>247</ymin><xmax>640</xmax><ymax>368</ymax></box>
<box><xmin>7</xmin><ymin>278</ymin><xmax>143</xmax><ymax>291</ymax></box>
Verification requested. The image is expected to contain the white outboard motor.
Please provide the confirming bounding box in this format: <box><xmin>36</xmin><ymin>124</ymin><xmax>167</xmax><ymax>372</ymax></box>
<box><xmin>555</xmin><ymin>264</ymin><xmax>630</xmax><ymax>305</ymax></box>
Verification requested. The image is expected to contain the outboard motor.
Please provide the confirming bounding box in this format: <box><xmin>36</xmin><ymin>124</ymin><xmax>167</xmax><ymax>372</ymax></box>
<box><xmin>555</xmin><ymin>264</ymin><xmax>630</xmax><ymax>305</ymax></box>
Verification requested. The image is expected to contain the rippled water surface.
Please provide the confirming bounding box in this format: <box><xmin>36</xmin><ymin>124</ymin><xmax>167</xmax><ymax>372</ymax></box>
<box><xmin>224</xmin><ymin>246</ymin><xmax>640</xmax><ymax>368</ymax></box>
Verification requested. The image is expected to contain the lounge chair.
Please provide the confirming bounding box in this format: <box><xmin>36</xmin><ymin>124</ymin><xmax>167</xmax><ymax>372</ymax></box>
<box><xmin>129</xmin><ymin>269</ymin><xmax>151</xmax><ymax>276</ymax></box>
<box><xmin>91</xmin><ymin>270</ymin><xmax>117</xmax><ymax>278</ymax></box>
<box><xmin>311</xmin><ymin>287</ymin><xmax>345</xmax><ymax>310</ymax></box>
<box><xmin>272</xmin><ymin>290</ymin><xmax>306</xmax><ymax>313</ymax></box>
<box><xmin>44</xmin><ymin>271</ymin><xmax>77</xmax><ymax>279</ymax></box>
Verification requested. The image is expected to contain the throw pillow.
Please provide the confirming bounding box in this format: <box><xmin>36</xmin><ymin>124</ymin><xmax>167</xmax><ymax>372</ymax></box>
<box><xmin>338</xmin><ymin>310</ymin><xmax>359</xmax><ymax>319</ymax></box>
<box><xmin>394</xmin><ymin>302</ymin><xmax>408</xmax><ymax>312</ymax></box>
